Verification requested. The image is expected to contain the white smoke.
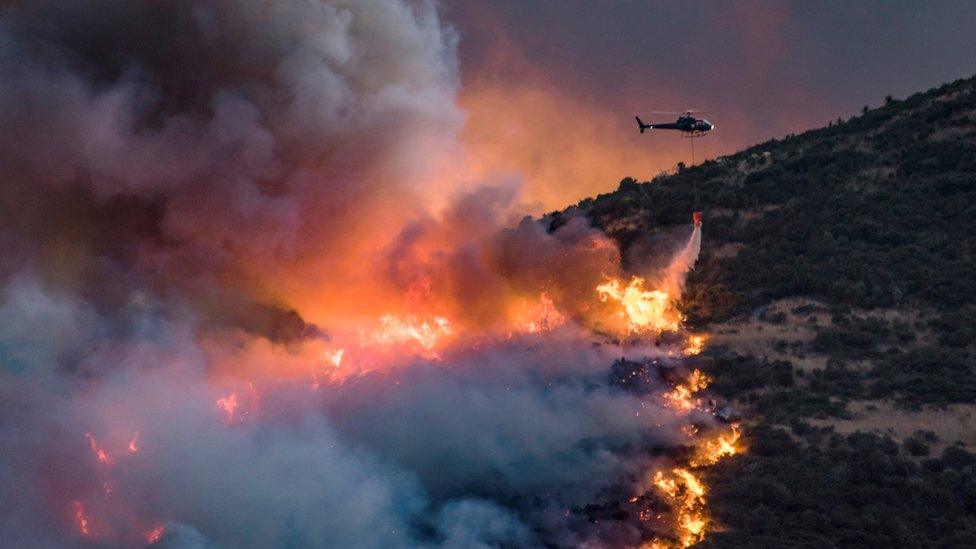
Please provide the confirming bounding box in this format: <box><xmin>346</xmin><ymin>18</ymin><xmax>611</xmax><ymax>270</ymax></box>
<box><xmin>662</xmin><ymin>224</ymin><xmax>702</xmax><ymax>296</ymax></box>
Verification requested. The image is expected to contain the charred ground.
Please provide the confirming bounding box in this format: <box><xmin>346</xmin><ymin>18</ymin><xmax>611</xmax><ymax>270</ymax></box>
<box><xmin>560</xmin><ymin>76</ymin><xmax>976</xmax><ymax>546</ymax></box>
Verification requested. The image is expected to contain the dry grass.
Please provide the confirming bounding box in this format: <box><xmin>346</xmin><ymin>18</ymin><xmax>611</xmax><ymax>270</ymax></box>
<box><xmin>707</xmin><ymin>297</ymin><xmax>826</xmax><ymax>371</ymax></box>
<box><xmin>810</xmin><ymin>400</ymin><xmax>976</xmax><ymax>452</ymax></box>
<box><xmin>704</xmin><ymin>299</ymin><xmax>966</xmax><ymax>449</ymax></box>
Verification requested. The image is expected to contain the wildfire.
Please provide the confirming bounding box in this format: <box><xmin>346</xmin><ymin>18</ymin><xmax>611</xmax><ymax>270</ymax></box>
<box><xmin>216</xmin><ymin>382</ymin><xmax>259</xmax><ymax>421</ymax></box>
<box><xmin>683</xmin><ymin>334</ymin><xmax>706</xmax><ymax>356</ymax></box>
<box><xmin>312</xmin><ymin>348</ymin><xmax>349</xmax><ymax>388</ymax></box>
<box><xmin>649</xmin><ymin>468</ymin><xmax>708</xmax><ymax>548</ymax></box>
<box><xmin>85</xmin><ymin>433</ymin><xmax>112</xmax><ymax>466</ymax></box>
<box><xmin>663</xmin><ymin>369</ymin><xmax>710</xmax><ymax>411</ymax></box>
<box><xmin>216</xmin><ymin>393</ymin><xmax>238</xmax><ymax>421</ymax></box>
<box><xmin>368</xmin><ymin>314</ymin><xmax>452</xmax><ymax>353</ymax></box>
<box><xmin>644</xmin><ymin>423</ymin><xmax>742</xmax><ymax>548</ymax></box>
<box><xmin>73</xmin><ymin>501</ymin><xmax>91</xmax><ymax>537</ymax></box>
<box><xmin>324</xmin><ymin>348</ymin><xmax>345</xmax><ymax>368</ymax></box>
<box><xmin>519</xmin><ymin>292</ymin><xmax>566</xmax><ymax>333</ymax></box>
<box><xmin>146</xmin><ymin>525</ymin><xmax>165</xmax><ymax>544</ymax></box>
<box><xmin>57</xmin><ymin>204</ymin><xmax>724</xmax><ymax>547</ymax></box>
<box><xmin>596</xmin><ymin>276</ymin><xmax>683</xmax><ymax>334</ymax></box>
<box><xmin>691</xmin><ymin>424</ymin><xmax>742</xmax><ymax>467</ymax></box>
<box><xmin>638</xmin><ymin>346</ymin><xmax>741</xmax><ymax>549</ymax></box>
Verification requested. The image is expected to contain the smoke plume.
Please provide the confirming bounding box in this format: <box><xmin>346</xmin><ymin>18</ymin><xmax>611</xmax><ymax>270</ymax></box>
<box><xmin>0</xmin><ymin>2</ymin><xmax>726</xmax><ymax>547</ymax></box>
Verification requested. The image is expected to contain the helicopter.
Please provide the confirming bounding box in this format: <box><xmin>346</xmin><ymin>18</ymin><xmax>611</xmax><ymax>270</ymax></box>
<box><xmin>635</xmin><ymin>110</ymin><xmax>714</xmax><ymax>137</ymax></box>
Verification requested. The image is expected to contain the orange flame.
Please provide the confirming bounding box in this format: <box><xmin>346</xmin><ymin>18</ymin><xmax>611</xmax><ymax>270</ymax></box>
<box><xmin>691</xmin><ymin>424</ymin><xmax>742</xmax><ymax>467</ymax></box>
<box><xmin>648</xmin><ymin>468</ymin><xmax>707</xmax><ymax>548</ymax></box>
<box><xmin>73</xmin><ymin>501</ymin><xmax>91</xmax><ymax>537</ymax></box>
<box><xmin>597</xmin><ymin>276</ymin><xmax>683</xmax><ymax>334</ymax></box>
<box><xmin>367</xmin><ymin>315</ymin><xmax>452</xmax><ymax>354</ymax></box>
<box><xmin>85</xmin><ymin>433</ymin><xmax>112</xmax><ymax>466</ymax></box>
<box><xmin>216</xmin><ymin>393</ymin><xmax>238</xmax><ymax>421</ymax></box>
<box><xmin>683</xmin><ymin>334</ymin><xmax>706</xmax><ymax>356</ymax></box>
<box><xmin>312</xmin><ymin>348</ymin><xmax>349</xmax><ymax>388</ymax></box>
<box><xmin>663</xmin><ymin>369</ymin><xmax>710</xmax><ymax>411</ymax></box>
<box><xmin>518</xmin><ymin>292</ymin><xmax>566</xmax><ymax>334</ymax></box>
<box><xmin>641</xmin><ymin>423</ymin><xmax>742</xmax><ymax>548</ymax></box>
<box><xmin>324</xmin><ymin>349</ymin><xmax>345</xmax><ymax>369</ymax></box>
<box><xmin>146</xmin><ymin>525</ymin><xmax>165</xmax><ymax>544</ymax></box>
<box><xmin>128</xmin><ymin>432</ymin><xmax>139</xmax><ymax>453</ymax></box>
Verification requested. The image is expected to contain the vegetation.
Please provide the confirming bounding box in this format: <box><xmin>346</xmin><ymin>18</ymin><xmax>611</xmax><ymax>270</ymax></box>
<box><xmin>569</xmin><ymin>75</ymin><xmax>976</xmax><ymax>546</ymax></box>
<box><xmin>555</xmin><ymin>77</ymin><xmax>976</xmax><ymax>334</ymax></box>
<box><xmin>700</xmin><ymin>426</ymin><xmax>976</xmax><ymax>548</ymax></box>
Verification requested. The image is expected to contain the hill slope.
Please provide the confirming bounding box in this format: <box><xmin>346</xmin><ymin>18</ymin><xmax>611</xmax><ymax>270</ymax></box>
<box><xmin>566</xmin><ymin>76</ymin><xmax>976</xmax><ymax>546</ymax></box>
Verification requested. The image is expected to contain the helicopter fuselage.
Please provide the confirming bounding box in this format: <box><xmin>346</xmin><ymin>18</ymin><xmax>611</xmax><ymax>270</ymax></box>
<box><xmin>651</xmin><ymin>116</ymin><xmax>714</xmax><ymax>133</ymax></box>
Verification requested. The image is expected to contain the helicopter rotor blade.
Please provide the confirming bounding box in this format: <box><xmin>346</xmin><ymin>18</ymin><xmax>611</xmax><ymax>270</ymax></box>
<box><xmin>645</xmin><ymin>110</ymin><xmax>707</xmax><ymax>115</ymax></box>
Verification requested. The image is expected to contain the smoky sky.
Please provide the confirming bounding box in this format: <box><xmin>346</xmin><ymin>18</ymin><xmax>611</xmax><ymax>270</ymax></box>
<box><xmin>444</xmin><ymin>0</ymin><xmax>976</xmax><ymax>184</ymax></box>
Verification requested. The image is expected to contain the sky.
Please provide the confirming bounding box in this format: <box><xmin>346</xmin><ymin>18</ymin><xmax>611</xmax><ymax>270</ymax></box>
<box><xmin>443</xmin><ymin>0</ymin><xmax>976</xmax><ymax>209</ymax></box>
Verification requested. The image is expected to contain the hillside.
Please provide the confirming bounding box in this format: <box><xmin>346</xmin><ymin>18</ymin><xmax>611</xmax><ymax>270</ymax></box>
<box><xmin>564</xmin><ymin>76</ymin><xmax>976</xmax><ymax>546</ymax></box>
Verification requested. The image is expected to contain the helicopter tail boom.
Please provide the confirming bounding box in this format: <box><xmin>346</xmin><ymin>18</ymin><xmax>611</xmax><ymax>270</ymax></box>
<box><xmin>635</xmin><ymin>116</ymin><xmax>652</xmax><ymax>133</ymax></box>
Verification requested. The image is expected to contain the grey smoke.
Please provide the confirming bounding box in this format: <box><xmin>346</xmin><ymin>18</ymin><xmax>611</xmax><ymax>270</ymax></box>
<box><xmin>0</xmin><ymin>1</ymin><xmax>711</xmax><ymax>547</ymax></box>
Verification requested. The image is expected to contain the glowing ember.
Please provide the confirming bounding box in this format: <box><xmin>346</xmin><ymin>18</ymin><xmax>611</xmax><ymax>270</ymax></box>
<box><xmin>596</xmin><ymin>276</ymin><xmax>683</xmax><ymax>334</ymax></box>
<box><xmin>216</xmin><ymin>393</ymin><xmax>238</xmax><ymax>421</ymax></box>
<box><xmin>73</xmin><ymin>501</ymin><xmax>91</xmax><ymax>537</ymax></box>
<box><xmin>85</xmin><ymin>433</ymin><xmax>112</xmax><ymax>465</ymax></box>
<box><xmin>128</xmin><ymin>432</ymin><xmax>139</xmax><ymax>453</ymax></box>
<box><xmin>683</xmin><ymin>334</ymin><xmax>705</xmax><ymax>356</ymax></box>
<box><xmin>663</xmin><ymin>369</ymin><xmax>710</xmax><ymax>411</ymax></box>
<box><xmin>146</xmin><ymin>525</ymin><xmax>165</xmax><ymax>544</ymax></box>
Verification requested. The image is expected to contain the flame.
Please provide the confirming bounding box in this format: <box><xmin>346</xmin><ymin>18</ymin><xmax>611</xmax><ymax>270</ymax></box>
<box><xmin>518</xmin><ymin>292</ymin><xmax>566</xmax><ymax>333</ymax></box>
<box><xmin>366</xmin><ymin>315</ymin><xmax>452</xmax><ymax>354</ymax></box>
<box><xmin>663</xmin><ymin>369</ymin><xmax>710</xmax><ymax>411</ymax></box>
<box><xmin>216</xmin><ymin>393</ymin><xmax>238</xmax><ymax>421</ymax></box>
<box><xmin>691</xmin><ymin>424</ymin><xmax>742</xmax><ymax>467</ymax></box>
<box><xmin>596</xmin><ymin>276</ymin><xmax>683</xmax><ymax>334</ymax></box>
<box><xmin>638</xmin><ymin>363</ymin><xmax>740</xmax><ymax>547</ymax></box>
<box><xmin>324</xmin><ymin>349</ymin><xmax>345</xmax><ymax>368</ymax></box>
<box><xmin>146</xmin><ymin>525</ymin><xmax>165</xmax><ymax>544</ymax></box>
<box><xmin>645</xmin><ymin>424</ymin><xmax>742</xmax><ymax>548</ymax></box>
<box><xmin>73</xmin><ymin>501</ymin><xmax>91</xmax><ymax>537</ymax></box>
<box><xmin>683</xmin><ymin>334</ymin><xmax>705</xmax><ymax>356</ymax></box>
<box><xmin>312</xmin><ymin>348</ymin><xmax>349</xmax><ymax>388</ymax></box>
<box><xmin>54</xmin><ymin>193</ymin><xmax>722</xmax><ymax>545</ymax></box>
<box><xmin>648</xmin><ymin>468</ymin><xmax>707</xmax><ymax>548</ymax></box>
<box><xmin>85</xmin><ymin>433</ymin><xmax>112</xmax><ymax>466</ymax></box>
